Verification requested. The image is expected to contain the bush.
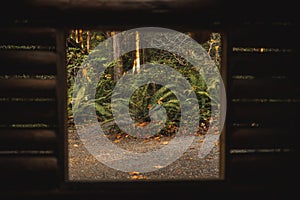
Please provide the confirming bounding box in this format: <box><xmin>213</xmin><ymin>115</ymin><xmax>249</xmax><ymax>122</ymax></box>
<box><xmin>67</xmin><ymin>31</ymin><xmax>221</xmax><ymax>137</ymax></box>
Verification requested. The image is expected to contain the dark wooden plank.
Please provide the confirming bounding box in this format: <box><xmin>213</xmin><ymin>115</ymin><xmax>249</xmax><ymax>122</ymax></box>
<box><xmin>0</xmin><ymin>50</ymin><xmax>57</xmax><ymax>75</ymax></box>
<box><xmin>0</xmin><ymin>101</ymin><xmax>57</xmax><ymax>124</ymax></box>
<box><xmin>2</xmin><ymin>0</ymin><xmax>295</xmax><ymax>21</ymax></box>
<box><xmin>223</xmin><ymin>0</ymin><xmax>296</xmax><ymax>21</ymax></box>
<box><xmin>0</xmin><ymin>156</ymin><xmax>58</xmax><ymax>171</ymax></box>
<box><xmin>0</xmin><ymin>155</ymin><xmax>59</xmax><ymax>189</ymax></box>
<box><xmin>231</xmin><ymin>52</ymin><xmax>296</xmax><ymax>77</ymax></box>
<box><xmin>0</xmin><ymin>27</ymin><xmax>56</xmax><ymax>46</ymax></box>
<box><xmin>55</xmin><ymin>29</ymin><xmax>68</xmax><ymax>183</ymax></box>
<box><xmin>228</xmin><ymin>152</ymin><xmax>296</xmax><ymax>183</ymax></box>
<box><xmin>232</xmin><ymin>102</ymin><xmax>299</xmax><ymax>122</ymax></box>
<box><xmin>2</xmin><ymin>0</ymin><xmax>225</xmax><ymax>29</ymax></box>
<box><xmin>6</xmin><ymin>0</ymin><xmax>221</xmax><ymax>14</ymax></box>
<box><xmin>0</xmin><ymin>129</ymin><xmax>57</xmax><ymax>151</ymax></box>
<box><xmin>231</xmin><ymin>79</ymin><xmax>300</xmax><ymax>99</ymax></box>
<box><xmin>0</xmin><ymin>78</ymin><xmax>56</xmax><ymax>98</ymax></box>
<box><xmin>0</xmin><ymin>64</ymin><xmax>56</xmax><ymax>76</ymax></box>
<box><xmin>230</xmin><ymin>127</ymin><xmax>297</xmax><ymax>149</ymax></box>
<box><xmin>231</xmin><ymin>26</ymin><xmax>296</xmax><ymax>48</ymax></box>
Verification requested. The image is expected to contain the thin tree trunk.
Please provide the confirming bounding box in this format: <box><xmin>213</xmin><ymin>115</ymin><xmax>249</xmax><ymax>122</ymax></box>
<box><xmin>75</xmin><ymin>29</ymin><xmax>79</xmax><ymax>43</ymax></box>
<box><xmin>133</xmin><ymin>31</ymin><xmax>141</xmax><ymax>74</ymax></box>
<box><xmin>79</xmin><ymin>29</ymin><xmax>83</xmax><ymax>48</ymax></box>
<box><xmin>86</xmin><ymin>31</ymin><xmax>90</xmax><ymax>53</ymax></box>
<box><xmin>111</xmin><ymin>31</ymin><xmax>123</xmax><ymax>82</ymax></box>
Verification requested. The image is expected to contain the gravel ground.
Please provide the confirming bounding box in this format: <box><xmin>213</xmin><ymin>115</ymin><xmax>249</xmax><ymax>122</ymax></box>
<box><xmin>68</xmin><ymin>122</ymin><xmax>220</xmax><ymax>181</ymax></box>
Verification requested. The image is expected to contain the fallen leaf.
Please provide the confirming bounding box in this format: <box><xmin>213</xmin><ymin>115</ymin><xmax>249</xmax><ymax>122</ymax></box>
<box><xmin>162</xmin><ymin>141</ymin><xmax>169</xmax><ymax>145</ymax></box>
<box><xmin>114</xmin><ymin>139</ymin><xmax>120</xmax><ymax>143</ymax></box>
<box><xmin>116</xmin><ymin>134</ymin><xmax>122</xmax><ymax>139</ymax></box>
<box><xmin>136</xmin><ymin>122</ymin><xmax>149</xmax><ymax>127</ymax></box>
<box><xmin>73</xmin><ymin>144</ymin><xmax>79</xmax><ymax>147</ymax></box>
<box><xmin>131</xmin><ymin>175</ymin><xmax>147</xmax><ymax>180</ymax></box>
<box><xmin>154</xmin><ymin>136</ymin><xmax>160</xmax><ymax>140</ymax></box>
<box><xmin>129</xmin><ymin>171</ymin><xmax>140</xmax><ymax>175</ymax></box>
<box><xmin>154</xmin><ymin>165</ymin><xmax>164</xmax><ymax>169</ymax></box>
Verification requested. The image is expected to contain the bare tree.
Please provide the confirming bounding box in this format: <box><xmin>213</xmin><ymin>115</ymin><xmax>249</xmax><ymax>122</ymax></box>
<box><xmin>111</xmin><ymin>31</ymin><xmax>123</xmax><ymax>81</ymax></box>
<box><xmin>132</xmin><ymin>31</ymin><xmax>141</xmax><ymax>74</ymax></box>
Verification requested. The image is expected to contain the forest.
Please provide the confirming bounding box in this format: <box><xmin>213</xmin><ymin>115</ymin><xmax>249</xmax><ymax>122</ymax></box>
<box><xmin>67</xmin><ymin>29</ymin><xmax>221</xmax><ymax>138</ymax></box>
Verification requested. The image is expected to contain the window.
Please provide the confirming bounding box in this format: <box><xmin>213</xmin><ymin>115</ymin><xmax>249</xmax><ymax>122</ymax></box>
<box><xmin>66</xmin><ymin>28</ymin><xmax>226</xmax><ymax>182</ymax></box>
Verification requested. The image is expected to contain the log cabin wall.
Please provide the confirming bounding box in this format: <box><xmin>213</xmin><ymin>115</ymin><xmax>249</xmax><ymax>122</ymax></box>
<box><xmin>0</xmin><ymin>0</ymin><xmax>298</xmax><ymax>199</ymax></box>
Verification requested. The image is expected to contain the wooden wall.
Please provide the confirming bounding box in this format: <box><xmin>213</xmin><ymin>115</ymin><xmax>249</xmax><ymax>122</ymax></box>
<box><xmin>0</xmin><ymin>0</ymin><xmax>298</xmax><ymax>199</ymax></box>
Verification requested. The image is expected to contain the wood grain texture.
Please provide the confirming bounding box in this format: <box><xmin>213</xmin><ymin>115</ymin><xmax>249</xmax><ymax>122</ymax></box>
<box><xmin>0</xmin><ymin>155</ymin><xmax>59</xmax><ymax>189</ymax></box>
<box><xmin>231</xmin><ymin>79</ymin><xmax>300</xmax><ymax>99</ymax></box>
<box><xmin>0</xmin><ymin>79</ymin><xmax>56</xmax><ymax>98</ymax></box>
<box><xmin>230</xmin><ymin>127</ymin><xmax>297</xmax><ymax>149</ymax></box>
<box><xmin>231</xmin><ymin>52</ymin><xmax>296</xmax><ymax>77</ymax></box>
<box><xmin>231</xmin><ymin>26</ymin><xmax>296</xmax><ymax>48</ymax></box>
<box><xmin>0</xmin><ymin>100</ymin><xmax>57</xmax><ymax>124</ymax></box>
<box><xmin>0</xmin><ymin>50</ymin><xmax>57</xmax><ymax>75</ymax></box>
<box><xmin>0</xmin><ymin>129</ymin><xmax>57</xmax><ymax>151</ymax></box>
<box><xmin>232</xmin><ymin>102</ymin><xmax>299</xmax><ymax>122</ymax></box>
<box><xmin>0</xmin><ymin>27</ymin><xmax>56</xmax><ymax>46</ymax></box>
<box><xmin>0</xmin><ymin>50</ymin><xmax>57</xmax><ymax>74</ymax></box>
<box><xmin>228</xmin><ymin>152</ymin><xmax>296</xmax><ymax>183</ymax></box>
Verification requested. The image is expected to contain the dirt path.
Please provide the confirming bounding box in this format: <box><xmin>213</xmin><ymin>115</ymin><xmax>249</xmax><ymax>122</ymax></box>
<box><xmin>68</xmin><ymin>122</ymin><xmax>220</xmax><ymax>181</ymax></box>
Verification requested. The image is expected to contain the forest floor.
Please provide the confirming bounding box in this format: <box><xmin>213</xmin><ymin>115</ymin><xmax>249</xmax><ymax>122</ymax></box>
<box><xmin>67</xmin><ymin>120</ymin><xmax>220</xmax><ymax>181</ymax></box>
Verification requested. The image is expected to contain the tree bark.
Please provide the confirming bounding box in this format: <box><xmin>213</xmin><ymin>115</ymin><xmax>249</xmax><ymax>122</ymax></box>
<box><xmin>111</xmin><ymin>31</ymin><xmax>123</xmax><ymax>82</ymax></box>
<box><xmin>133</xmin><ymin>31</ymin><xmax>141</xmax><ymax>74</ymax></box>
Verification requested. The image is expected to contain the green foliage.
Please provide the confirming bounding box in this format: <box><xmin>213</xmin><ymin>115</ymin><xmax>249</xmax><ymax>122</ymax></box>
<box><xmin>66</xmin><ymin>47</ymin><xmax>88</xmax><ymax>118</ymax></box>
<box><xmin>67</xmin><ymin>30</ymin><xmax>221</xmax><ymax>136</ymax></box>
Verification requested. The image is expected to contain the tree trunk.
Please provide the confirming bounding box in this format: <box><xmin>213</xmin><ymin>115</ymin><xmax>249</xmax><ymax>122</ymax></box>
<box><xmin>111</xmin><ymin>31</ymin><xmax>123</xmax><ymax>82</ymax></box>
<box><xmin>79</xmin><ymin>29</ymin><xmax>83</xmax><ymax>48</ymax></box>
<box><xmin>86</xmin><ymin>31</ymin><xmax>90</xmax><ymax>53</ymax></box>
<box><xmin>133</xmin><ymin>31</ymin><xmax>141</xmax><ymax>74</ymax></box>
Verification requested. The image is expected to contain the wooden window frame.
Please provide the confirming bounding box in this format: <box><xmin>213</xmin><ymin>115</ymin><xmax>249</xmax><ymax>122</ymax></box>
<box><xmin>61</xmin><ymin>27</ymin><xmax>228</xmax><ymax>192</ymax></box>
